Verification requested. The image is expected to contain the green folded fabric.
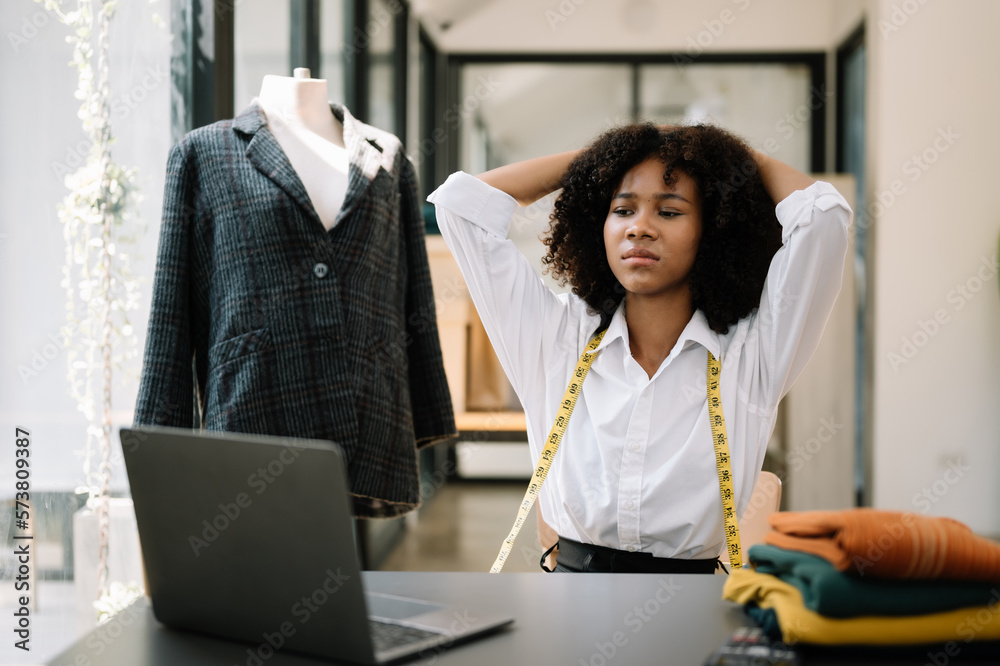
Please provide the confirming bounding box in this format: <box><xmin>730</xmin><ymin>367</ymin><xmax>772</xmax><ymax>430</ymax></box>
<box><xmin>749</xmin><ymin>544</ymin><xmax>1000</xmax><ymax>618</ymax></box>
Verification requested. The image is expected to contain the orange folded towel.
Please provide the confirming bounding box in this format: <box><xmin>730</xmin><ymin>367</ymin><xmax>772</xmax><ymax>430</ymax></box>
<box><xmin>765</xmin><ymin>509</ymin><xmax>1000</xmax><ymax>581</ymax></box>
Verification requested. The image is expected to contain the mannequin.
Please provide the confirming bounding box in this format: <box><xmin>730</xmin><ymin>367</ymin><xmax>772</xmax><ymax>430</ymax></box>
<box><xmin>136</xmin><ymin>81</ymin><xmax>457</xmax><ymax>519</ymax></box>
<box><xmin>258</xmin><ymin>68</ymin><xmax>349</xmax><ymax>230</ymax></box>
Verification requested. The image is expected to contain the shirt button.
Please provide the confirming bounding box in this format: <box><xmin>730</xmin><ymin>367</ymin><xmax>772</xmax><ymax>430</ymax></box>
<box><xmin>313</xmin><ymin>262</ymin><xmax>329</xmax><ymax>279</ymax></box>
<box><xmin>626</xmin><ymin>545</ymin><xmax>637</xmax><ymax>552</ymax></box>
<box><xmin>625</xmin><ymin>500</ymin><xmax>635</xmax><ymax>510</ymax></box>
<box><xmin>630</xmin><ymin>442</ymin><xmax>640</xmax><ymax>452</ymax></box>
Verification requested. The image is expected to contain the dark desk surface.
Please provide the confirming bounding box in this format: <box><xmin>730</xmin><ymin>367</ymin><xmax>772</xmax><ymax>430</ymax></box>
<box><xmin>49</xmin><ymin>572</ymin><xmax>744</xmax><ymax>665</ymax></box>
<box><xmin>47</xmin><ymin>571</ymin><xmax>1000</xmax><ymax>666</ymax></box>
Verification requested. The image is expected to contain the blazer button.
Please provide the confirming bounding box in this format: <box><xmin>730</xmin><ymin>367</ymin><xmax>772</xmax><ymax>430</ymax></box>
<box><xmin>313</xmin><ymin>262</ymin><xmax>329</xmax><ymax>279</ymax></box>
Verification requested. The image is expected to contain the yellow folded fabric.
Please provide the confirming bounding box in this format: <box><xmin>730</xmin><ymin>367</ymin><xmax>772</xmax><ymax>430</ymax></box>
<box><xmin>723</xmin><ymin>568</ymin><xmax>1000</xmax><ymax>646</ymax></box>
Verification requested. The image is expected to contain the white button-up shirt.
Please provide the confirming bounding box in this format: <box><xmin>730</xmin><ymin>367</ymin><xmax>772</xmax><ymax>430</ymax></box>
<box><xmin>428</xmin><ymin>172</ymin><xmax>851</xmax><ymax>559</ymax></box>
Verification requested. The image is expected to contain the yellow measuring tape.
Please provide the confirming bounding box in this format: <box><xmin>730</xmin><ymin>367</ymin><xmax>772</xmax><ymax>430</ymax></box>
<box><xmin>489</xmin><ymin>331</ymin><xmax>743</xmax><ymax>573</ymax></box>
<box><xmin>708</xmin><ymin>351</ymin><xmax>742</xmax><ymax>570</ymax></box>
<box><xmin>488</xmin><ymin>329</ymin><xmax>606</xmax><ymax>573</ymax></box>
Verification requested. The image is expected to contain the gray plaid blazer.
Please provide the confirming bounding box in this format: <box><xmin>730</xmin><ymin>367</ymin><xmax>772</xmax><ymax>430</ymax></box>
<box><xmin>134</xmin><ymin>100</ymin><xmax>456</xmax><ymax>518</ymax></box>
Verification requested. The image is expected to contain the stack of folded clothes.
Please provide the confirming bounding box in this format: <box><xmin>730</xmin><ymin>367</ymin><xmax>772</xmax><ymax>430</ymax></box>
<box><xmin>722</xmin><ymin>509</ymin><xmax>1000</xmax><ymax>649</ymax></box>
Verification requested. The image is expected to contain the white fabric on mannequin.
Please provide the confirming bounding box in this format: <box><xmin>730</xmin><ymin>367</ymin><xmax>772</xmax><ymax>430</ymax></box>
<box><xmin>258</xmin><ymin>68</ymin><xmax>349</xmax><ymax>230</ymax></box>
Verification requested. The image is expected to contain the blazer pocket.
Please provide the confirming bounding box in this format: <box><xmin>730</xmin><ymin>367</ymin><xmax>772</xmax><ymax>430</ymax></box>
<box><xmin>208</xmin><ymin>327</ymin><xmax>272</xmax><ymax>370</ymax></box>
<box><xmin>204</xmin><ymin>327</ymin><xmax>278</xmax><ymax>433</ymax></box>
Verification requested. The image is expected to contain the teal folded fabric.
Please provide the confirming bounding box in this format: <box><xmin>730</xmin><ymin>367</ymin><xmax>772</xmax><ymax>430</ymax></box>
<box><xmin>745</xmin><ymin>604</ymin><xmax>782</xmax><ymax>640</ymax></box>
<box><xmin>748</xmin><ymin>544</ymin><xmax>1000</xmax><ymax>618</ymax></box>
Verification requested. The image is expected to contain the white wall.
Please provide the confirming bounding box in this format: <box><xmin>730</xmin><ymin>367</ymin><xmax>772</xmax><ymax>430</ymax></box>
<box><xmin>867</xmin><ymin>0</ymin><xmax>1000</xmax><ymax>534</ymax></box>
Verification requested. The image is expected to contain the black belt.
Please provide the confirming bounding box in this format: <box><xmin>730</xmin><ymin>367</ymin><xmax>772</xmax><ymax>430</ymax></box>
<box><xmin>548</xmin><ymin>537</ymin><xmax>722</xmax><ymax>574</ymax></box>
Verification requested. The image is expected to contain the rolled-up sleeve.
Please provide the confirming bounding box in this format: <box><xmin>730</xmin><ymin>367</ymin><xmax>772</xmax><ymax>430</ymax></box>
<box><xmin>428</xmin><ymin>172</ymin><xmax>586</xmax><ymax>404</ymax></box>
<box><xmin>756</xmin><ymin>180</ymin><xmax>853</xmax><ymax>409</ymax></box>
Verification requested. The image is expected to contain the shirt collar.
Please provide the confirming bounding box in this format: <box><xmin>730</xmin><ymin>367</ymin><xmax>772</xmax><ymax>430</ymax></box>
<box><xmin>592</xmin><ymin>301</ymin><xmax>722</xmax><ymax>359</ymax></box>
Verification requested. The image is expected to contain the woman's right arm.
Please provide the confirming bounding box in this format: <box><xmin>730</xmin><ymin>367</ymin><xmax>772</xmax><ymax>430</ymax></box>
<box><xmin>476</xmin><ymin>150</ymin><xmax>580</xmax><ymax>207</ymax></box>
<box><xmin>427</xmin><ymin>154</ymin><xmax>595</xmax><ymax>413</ymax></box>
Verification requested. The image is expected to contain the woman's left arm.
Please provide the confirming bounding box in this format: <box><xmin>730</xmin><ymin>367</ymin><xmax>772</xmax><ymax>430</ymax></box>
<box><xmin>753</xmin><ymin>150</ymin><xmax>816</xmax><ymax>204</ymax></box>
<box><xmin>751</xmin><ymin>154</ymin><xmax>852</xmax><ymax>410</ymax></box>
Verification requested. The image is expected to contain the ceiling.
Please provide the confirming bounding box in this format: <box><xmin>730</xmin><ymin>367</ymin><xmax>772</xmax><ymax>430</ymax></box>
<box><xmin>409</xmin><ymin>0</ymin><xmax>498</xmax><ymax>34</ymax></box>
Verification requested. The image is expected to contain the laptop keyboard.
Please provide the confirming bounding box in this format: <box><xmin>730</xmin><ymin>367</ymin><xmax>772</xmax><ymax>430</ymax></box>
<box><xmin>369</xmin><ymin>619</ymin><xmax>443</xmax><ymax>652</ymax></box>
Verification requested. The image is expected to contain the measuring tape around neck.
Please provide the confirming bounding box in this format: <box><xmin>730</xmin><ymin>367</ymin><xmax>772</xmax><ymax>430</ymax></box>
<box><xmin>489</xmin><ymin>332</ymin><xmax>742</xmax><ymax>573</ymax></box>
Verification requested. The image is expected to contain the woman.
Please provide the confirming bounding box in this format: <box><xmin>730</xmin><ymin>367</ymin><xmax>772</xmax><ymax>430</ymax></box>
<box><xmin>428</xmin><ymin>123</ymin><xmax>851</xmax><ymax>573</ymax></box>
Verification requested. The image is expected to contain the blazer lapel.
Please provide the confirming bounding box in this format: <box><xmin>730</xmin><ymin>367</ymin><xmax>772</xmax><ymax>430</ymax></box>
<box><xmin>332</xmin><ymin>103</ymin><xmax>385</xmax><ymax>227</ymax></box>
<box><xmin>232</xmin><ymin>99</ymin><xmax>388</xmax><ymax>232</ymax></box>
<box><xmin>234</xmin><ymin>100</ymin><xmax>321</xmax><ymax>228</ymax></box>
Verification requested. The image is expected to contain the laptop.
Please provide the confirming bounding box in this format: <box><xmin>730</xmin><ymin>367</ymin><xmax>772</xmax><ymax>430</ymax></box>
<box><xmin>120</xmin><ymin>426</ymin><xmax>514</xmax><ymax>664</ymax></box>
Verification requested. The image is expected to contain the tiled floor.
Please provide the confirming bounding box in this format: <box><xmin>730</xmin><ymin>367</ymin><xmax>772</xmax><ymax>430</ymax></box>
<box><xmin>378</xmin><ymin>481</ymin><xmax>544</xmax><ymax>573</ymax></box>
